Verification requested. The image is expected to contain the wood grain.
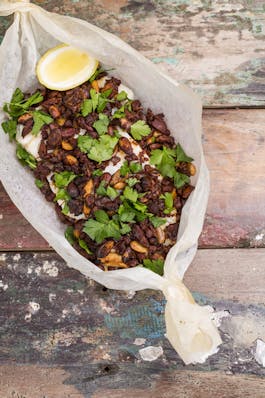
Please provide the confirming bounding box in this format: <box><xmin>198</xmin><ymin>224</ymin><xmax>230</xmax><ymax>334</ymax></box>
<box><xmin>1</xmin><ymin>365</ymin><xmax>265</xmax><ymax>398</ymax></box>
<box><xmin>0</xmin><ymin>0</ymin><xmax>265</xmax><ymax>106</ymax></box>
<box><xmin>1</xmin><ymin>251</ymin><xmax>265</xmax><ymax>377</ymax></box>
<box><xmin>1</xmin><ymin>109</ymin><xmax>264</xmax><ymax>250</ymax></box>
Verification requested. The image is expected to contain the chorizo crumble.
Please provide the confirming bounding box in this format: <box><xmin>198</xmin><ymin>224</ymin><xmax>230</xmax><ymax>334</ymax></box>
<box><xmin>2</xmin><ymin>66</ymin><xmax>196</xmax><ymax>275</ymax></box>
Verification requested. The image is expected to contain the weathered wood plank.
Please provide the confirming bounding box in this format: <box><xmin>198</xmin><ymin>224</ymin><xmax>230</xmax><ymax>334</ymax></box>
<box><xmin>1</xmin><ymin>366</ymin><xmax>265</xmax><ymax>398</ymax></box>
<box><xmin>1</xmin><ymin>109</ymin><xmax>264</xmax><ymax>250</ymax></box>
<box><xmin>1</xmin><ymin>251</ymin><xmax>265</xmax><ymax>379</ymax></box>
<box><xmin>1</xmin><ymin>0</ymin><xmax>265</xmax><ymax>106</ymax></box>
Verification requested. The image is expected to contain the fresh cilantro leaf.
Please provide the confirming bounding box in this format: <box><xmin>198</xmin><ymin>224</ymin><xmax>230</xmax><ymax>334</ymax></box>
<box><xmin>122</xmin><ymin>186</ymin><xmax>138</xmax><ymax>202</ymax></box>
<box><xmin>81</xmin><ymin>99</ymin><xmax>93</xmax><ymax>117</ymax></box>
<box><xmin>16</xmin><ymin>144</ymin><xmax>37</xmax><ymax>169</ymax></box>
<box><xmin>65</xmin><ymin>226</ymin><xmax>75</xmax><ymax>245</ymax></box>
<box><xmin>112</xmin><ymin>105</ymin><xmax>125</xmax><ymax>119</ymax></box>
<box><xmin>54</xmin><ymin>189</ymin><xmax>70</xmax><ymax>202</ymax></box>
<box><xmin>130</xmin><ymin>120</ymin><xmax>151</xmax><ymax>140</ymax></box>
<box><xmin>77</xmin><ymin>135</ymin><xmax>94</xmax><ymax>153</ymax></box>
<box><xmin>118</xmin><ymin>202</ymin><xmax>136</xmax><ymax>223</ymax></box>
<box><xmin>23</xmin><ymin>91</ymin><xmax>43</xmax><ymax>109</ymax></box>
<box><xmin>78</xmin><ymin>239</ymin><xmax>92</xmax><ymax>254</ymax></box>
<box><xmin>105</xmin><ymin>221</ymin><xmax>122</xmax><ymax>240</ymax></box>
<box><xmin>97</xmin><ymin>96</ymin><xmax>108</xmax><ymax>113</ymax></box>
<box><xmin>173</xmin><ymin>171</ymin><xmax>190</xmax><ymax>188</ymax></box>
<box><xmin>120</xmin><ymin>222</ymin><xmax>131</xmax><ymax>235</ymax></box>
<box><xmin>96</xmin><ymin>181</ymin><xmax>107</xmax><ymax>196</ymax></box>
<box><xmin>11</xmin><ymin>88</ymin><xmax>24</xmax><ymax>104</ymax></box>
<box><xmin>106</xmin><ymin>186</ymin><xmax>118</xmax><ymax>200</ymax></box>
<box><xmin>88</xmin><ymin>134</ymin><xmax>118</xmax><ymax>162</ymax></box>
<box><xmin>35</xmin><ymin>179</ymin><xmax>44</xmax><ymax>188</ymax></box>
<box><xmin>149</xmin><ymin>216</ymin><xmax>167</xmax><ymax>228</ymax></box>
<box><xmin>129</xmin><ymin>161</ymin><xmax>142</xmax><ymax>173</ymax></box>
<box><xmin>83</xmin><ymin>217</ymin><xmax>121</xmax><ymax>244</ymax></box>
<box><xmin>126</xmin><ymin>177</ymin><xmax>138</xmax><ymax>187</ymax></box>
<box><xmin>150</xmin><ymin>146</ymin><xmax>177</xmax><ymax>180</ymax></box>
<box><xmin>90</xmin><ymin>88</ymin><xmax>99</xmax><ymax>111</ymax></box>
<box><xmin>3</xmin><ymin>89</ymin><xmax>43</xmax><ymax>119</ymax></box>
<box><xmin>92</xmin><ymin>169</ymin><xmax>103</xmax><ymax>177</ymax></box>
<box><xmin>143</xmin><ymin>259</ymin><xmax>164</xmax><ymax>276</ymax></box>
<box><xmin>120</xmin><ymin>160</ymin><xmax>130</xmax><ymax>176</ymax></box>
<box><xmin>160</xmin><ymin>192</ymin><xmax>174</xmax><ymax>214</ymax></box>
<box><xmin>83</xmin><ymin>219</ymin><xmax>106</xmax><ymax>243</ymax></box>
<box><xmin>93</xmin><ymin>113</ymin><xmax>109</xmax><ymax>135</ymax></box>
<box><xmin>54</xmin><ymin>171</ymin><xmax>76</xmax><ymax>188</ymax></box>
<box><xmin>1</xmin><ymin>119</ymin><xmax>17</xmax><ymax>141</ymax></box>
<box><xmin>101</xmin><ymin>88</ymin><xmax>113</xmax><ymax>98</ymax></box>
<box><xmin>175</xmin><ymin>143</ymin><xmax>193</xmax><ymax>163</ymax></box>
<box><xmin>133</xmin><ymin>201</ymin><xmax>147</xmax><ymax>213</ymax></box>
<box><xmin>31</xmin><ymin>111</ymin><xmax>53</xmax><ymax>136</ymax></box>
<box><xmin>62</xmin><ymin>203</ymin><xmax>70</xmax><ymax>215</ymax></box>
<box><xmin>94</xmin><ymin>209</ymin><xmax>109</xmax><ymax>223</ymax></box>
<box><xmin>116</xmin><ymin>91</ymin><xmax>127</xmax><ymax>101</ymax></box>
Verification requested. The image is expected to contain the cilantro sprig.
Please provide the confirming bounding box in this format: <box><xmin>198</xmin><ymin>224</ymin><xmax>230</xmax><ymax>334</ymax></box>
<box><xmin>54</xmin><ymin>171</ymin><xmax>76</xmax><ymax>188</ymax></box>
<box><xmin>120</xmin><ymin>160</ymin><xmax>142</xmax><ymax>177</ymax></box>
<box><xmin>130</xmin><ymin>120</ymin><xmax>151</xmax><ymax>140</ymax></box>
<box><xmin>3</xmin><ymin>88</ymin><xmax>43</xmax><ymax>119</ymax></box>
<box><xmin>142</xmin><ymin>259</ymin><xmax>164</xmax><ymax>276</ymax></box>
<box><xmin>77</xmin><ymin>133</ymin><xmax>118</xmax><ymax>163</ymax></box>
<box><xmin>96</xmin><ymin>181</ymin><xmax>119</xmax><ymax>200</ymax></box>
<box><xmin>2</xmin><ymin>88</ymin><xmax>53</xmax><ymax>140</ymax></box>
<box><xmin>83</xmin><ymin>209</ymin><xmax>130</xmax><ymax>244</ymax></box>
<box><xmin>150</xmin><ymin>145</ymin><xmax>191</xmax><ymax>188</ymax></box>
<box><xmin>16</xmin><ymin>144</ymin><xmax>37</xmax><ymax>169</ymax></box>
<box><xmin>160</xmin><ymin>192</ymin><xmax>174</xmax><ymax>214</ymax></box>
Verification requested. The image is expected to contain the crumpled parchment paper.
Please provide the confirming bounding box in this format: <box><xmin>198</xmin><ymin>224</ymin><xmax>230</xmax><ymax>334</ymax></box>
<box><xmin>0</xmin><ymin>0</ymin><xmax>222</xmax><ymax>364</ymax></box>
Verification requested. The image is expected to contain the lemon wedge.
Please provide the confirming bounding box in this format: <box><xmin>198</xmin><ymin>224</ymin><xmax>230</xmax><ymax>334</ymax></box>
<box><xmin>36</xmin><ymin>44</ymin><xmax>99</xmax><ymax>91</ymax></box>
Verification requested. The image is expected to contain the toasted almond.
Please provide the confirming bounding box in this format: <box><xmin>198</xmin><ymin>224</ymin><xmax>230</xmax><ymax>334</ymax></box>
<box><xmin>101</xmin><ymin>252</ymin><xmax>123</xmax><ymax>264</ymax></box>
<box><xmin>66</xmin><ymin>154</ymin><xmax>78</xmax><ymax>165</ymax></box>
<box><xmin>110</xmin><ymin>169</ymin><xmax>121</xmax><ymax>186</ymax></box>
<box><xmin>57</xmin><ymin>117</ymin><xmax>66</xmax><ymax>126</ymax></box>
<box><xmin>84</xmin><ymin>179</ymin><xmax>94</xmax><ymax>197</ymax></box>
<box><xmin>18</xmin><ymin>113</ymin><xmax>32</xmax><ymax>124</ymax></box>
<box><xmin>91</xmin><ymin>80</ymin><xmax>99</xmax><ymax>92</ymax></box>
<box><xmin>153</xmin><ymin>131</ymin><xmax>161</xmax><ymax>137</ymax></box>
<box><xmin>156</xmin><ymin>227</ymin><xmax>165</xmax><ymax>244</ymax></box>
<box><xmin>83</xmin><ymin>203</ymin><xmax>91</xmax><ymax>216</ymax></box>
<box><xmin>62</xmin><ymin>140</ymin><xmax>73</xmax><ymax>150</ymax></box>
<box><xmin>49</xmin><ymin>105</ymin><xmax>60</xmax><ymax>118</ymax></box>
<box><xmin>103</xmin><ymin>262</ymin><xmax>128</xmax><ymax>270</ymax></box>
<box><xmin>113</xmin><ymin>181</ymin><xmax>126</xmax><ymax>190</ymax></box>
<box><xmin>130</xmin><ymin>241</ymin><xmax>148</xmax><ymax>254</ymax></box>
<box><xmin>189</xmin><ymin>163</ymin><xmax>196</xmax><ymax>176</ymax></box>
<box><xmin>73</xmin><ymin>229</ymin><xmax>80</xmax><ymax>239</ymax></box>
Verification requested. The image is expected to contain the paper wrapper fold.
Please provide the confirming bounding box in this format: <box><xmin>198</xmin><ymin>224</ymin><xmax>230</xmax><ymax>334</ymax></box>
<box><xmin>0</xmin><ymin>0</ymin><xmax>221</xmax><ymax>364</ymax></box>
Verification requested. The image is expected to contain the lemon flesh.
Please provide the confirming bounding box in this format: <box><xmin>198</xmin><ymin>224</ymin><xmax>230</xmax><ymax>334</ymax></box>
<box><xmin>36</xmin><ymin>44</ymin><xmax>99</xmax><ymax>91</ymax></box>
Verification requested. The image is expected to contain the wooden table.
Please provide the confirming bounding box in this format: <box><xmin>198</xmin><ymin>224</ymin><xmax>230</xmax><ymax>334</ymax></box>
<box><xmin>1</xmin><ymin>1</ymin><xmax>265</xmax><ymax>397</ymax></box>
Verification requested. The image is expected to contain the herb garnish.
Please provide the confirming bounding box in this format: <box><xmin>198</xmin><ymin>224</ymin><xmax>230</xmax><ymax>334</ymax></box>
<box><xmin>142</xmin><ymin>259</ymin><xmax>164</xmax><ymax>276</ymax></box>
<box><xmin>16</xmin><ymin>144</ymin><xmax>37</xmax><ymax>169</ymax></box>
<box><xmin>130</xmin><ymin>120</ymin><xmax>151</xmax><ymax>140</ymax></box>
<box><xmin>150</xmin><ymin>146</ymin><xmax>190</xmax><ymax>188</ymax></box>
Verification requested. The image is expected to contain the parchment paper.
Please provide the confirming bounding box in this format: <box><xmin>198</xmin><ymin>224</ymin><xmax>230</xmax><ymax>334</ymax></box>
<box><xmin>0</xmin><ymin>0</ymin><xmax>222</xmax><ymax>364</ymax></box>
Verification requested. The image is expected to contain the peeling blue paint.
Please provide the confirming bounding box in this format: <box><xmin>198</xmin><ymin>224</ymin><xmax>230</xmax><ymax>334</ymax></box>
<box><xmin>152</xmin><ymin>56</ymin><xmax>180</xmax><ymax>66</ymax></box>
<box><xmin>104</xmin><ymin>303</ymin><xmax>166</xmax><ymax>339</ymax></box>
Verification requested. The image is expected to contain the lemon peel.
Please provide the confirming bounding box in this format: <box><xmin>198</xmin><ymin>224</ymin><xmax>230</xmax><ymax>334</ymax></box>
<box><xmin>36</xmin><ymin>44</ymin><xmax>98</xmax><ymax>91</ymax></box>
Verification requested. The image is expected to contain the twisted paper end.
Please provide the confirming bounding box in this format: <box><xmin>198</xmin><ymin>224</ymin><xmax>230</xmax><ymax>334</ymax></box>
<box><xmin>162</xmin><ymin>279</ymin><xmax>222</xmax><ymax>365</ymax></box>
